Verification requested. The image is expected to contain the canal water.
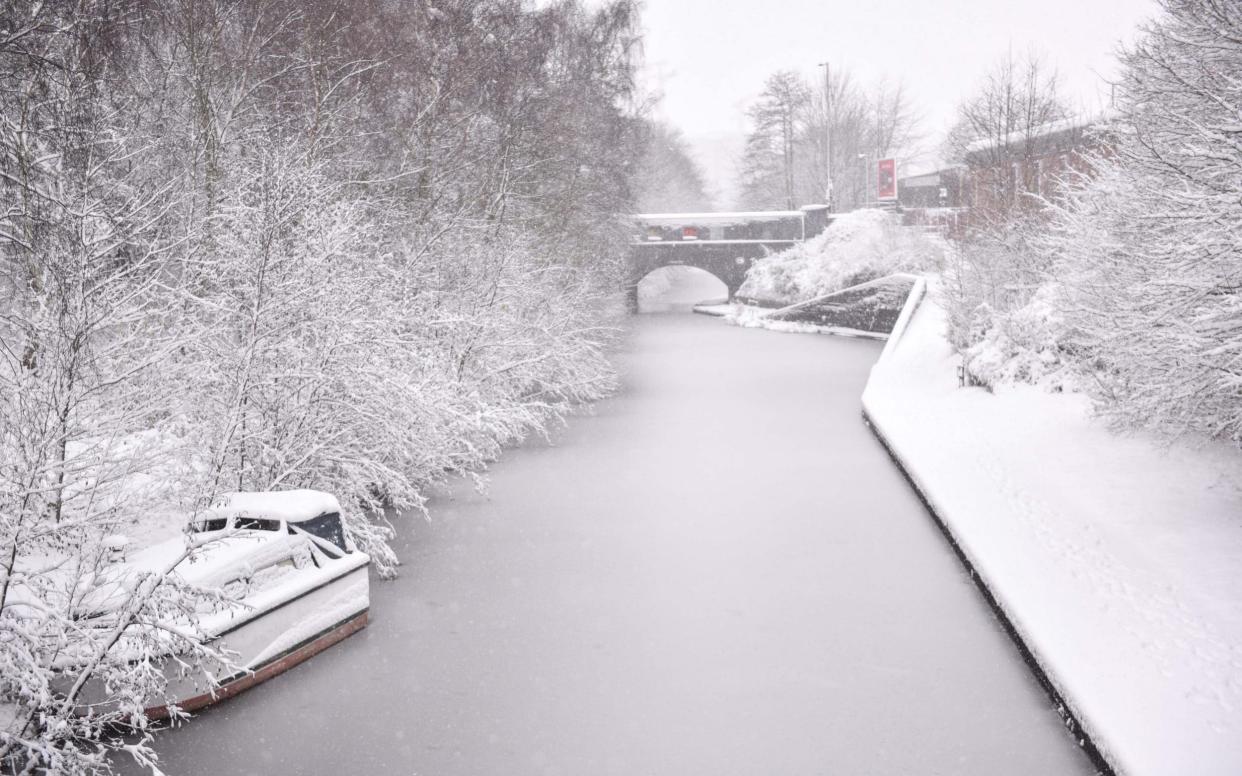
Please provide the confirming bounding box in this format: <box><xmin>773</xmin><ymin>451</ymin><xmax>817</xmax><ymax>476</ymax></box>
<box><xmin>126</xmin><ymin>312</ymin><xmax>1093</xmax><ymax>776</ymax></box>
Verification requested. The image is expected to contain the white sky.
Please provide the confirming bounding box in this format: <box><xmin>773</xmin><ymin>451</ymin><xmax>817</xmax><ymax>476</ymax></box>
<box><xmin>639</xmin><ymin>0</ymin><xmax>1159</xmax><ymax>207</ymax></box>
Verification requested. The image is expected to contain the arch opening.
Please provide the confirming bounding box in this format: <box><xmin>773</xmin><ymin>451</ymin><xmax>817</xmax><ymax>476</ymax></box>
<box><xmin>635</xmin><ymin>265</ymin><xmax>729</xmax><ymax>314</ymax></box>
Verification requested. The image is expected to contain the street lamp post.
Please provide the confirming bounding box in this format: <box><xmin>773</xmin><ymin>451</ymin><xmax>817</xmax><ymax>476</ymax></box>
<box><xmin>858</xmin><ymin>152</ymin><xmax>868</xmax><ymax>207</ymax></box>
<box><xmin>817</xmin><ymin>61</ymin><xmax>833</xmax><ymax>211</ymax></box>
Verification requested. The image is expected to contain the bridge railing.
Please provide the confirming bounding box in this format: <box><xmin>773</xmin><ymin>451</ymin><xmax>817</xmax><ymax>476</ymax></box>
<box><xmin>632</xmin><ymin>205</ymin><xmax>830</xmax><ymax>245</ymax></box>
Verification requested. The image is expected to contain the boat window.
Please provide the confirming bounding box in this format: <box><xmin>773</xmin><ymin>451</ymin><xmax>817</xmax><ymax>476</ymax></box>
<box><xmin>235</xmin><ymin>516</ymin><xmax>280</xmax><ymax>532</ymax></box>
<box><xmin>296</xmin><ymin>511</ymin><xmax>347</xmax><ymax>553</ymax></box>
<box><xmin>192</xmin><ymin>517</ymin><xmax>228</xmax><ymax>533</ymax></box>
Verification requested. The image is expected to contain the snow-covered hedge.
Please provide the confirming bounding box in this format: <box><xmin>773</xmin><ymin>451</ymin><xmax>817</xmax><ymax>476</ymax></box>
<box><xmin>947</xmin><ymin>0</ymin><xmax>1242</xmax><ymax>446</ymax></box>
<box><xmin>736</xmin><ymin>209</ymin><xmax>946</xmax><ymax>306</ymax></box>
<box><xmin>959</xmin><ymin>285</ymin><xmax>1073</xmax><ymax>390</ymax></box>
<box><xmin>0</xmin><ymin>2</ymin><xmax>639</xmax><ymax>772</ymax></box>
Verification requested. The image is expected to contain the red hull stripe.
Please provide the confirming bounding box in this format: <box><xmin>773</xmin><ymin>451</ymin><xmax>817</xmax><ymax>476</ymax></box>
<box><xmin>146</xmin><ymin>609</ymin><xmax>368</xmax><ymax>721</ymax></box>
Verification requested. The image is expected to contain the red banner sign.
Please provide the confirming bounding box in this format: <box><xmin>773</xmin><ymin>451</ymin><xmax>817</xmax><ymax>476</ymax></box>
<box><xmin>877</xmin><ymin>158</ymin><xmax>897</xmax><ymax>200</ymax></box>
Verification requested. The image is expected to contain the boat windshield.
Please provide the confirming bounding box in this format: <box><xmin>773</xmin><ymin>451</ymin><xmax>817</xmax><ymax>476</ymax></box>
<box><xmin>191</xmin><ymin>517</ymin><xmax>228</xmax><ymax>533</ymax></box>
<box><xmin>296</xmin><ymin>512</ymin><xmax>347</xmax><ymax>553</ymax></box>
<box><xmin>234</xmin><ymin>516</ymin><xmax>281</xmax><ymax>532</ymax></box>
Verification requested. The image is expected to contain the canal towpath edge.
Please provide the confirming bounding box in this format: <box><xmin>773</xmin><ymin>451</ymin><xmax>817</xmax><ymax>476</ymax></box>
<box><xmin>860</xmin><ymin>280</ymin><xmax>1242</xmax><ymax>776</ymax></box>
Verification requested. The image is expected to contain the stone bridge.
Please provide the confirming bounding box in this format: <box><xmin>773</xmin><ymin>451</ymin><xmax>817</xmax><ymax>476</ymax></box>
<box><xmin>626</xmin><ymin>206</ymin><xmax>830</xmax><ymax>309</ymax></box>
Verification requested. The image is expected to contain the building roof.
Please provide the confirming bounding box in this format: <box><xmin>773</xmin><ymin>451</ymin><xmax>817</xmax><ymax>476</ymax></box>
<box><xmin>964</xmin><ymin>112</ymin><xmax>1113</xmax><ymax>157</ymax></box>
<box><xmin>900</xmin><ymin>172</ymin><xmax>942</xmax><ymax>188</ymax></box>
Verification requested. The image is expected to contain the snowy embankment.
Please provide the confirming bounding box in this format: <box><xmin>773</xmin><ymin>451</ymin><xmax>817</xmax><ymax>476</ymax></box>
<box><xmin>736</xmin><ymin>208</ymin><xmax>943</xmax><ymax>306</ymax></box>
<box><xmin>863</xmin><ymin>285</ymin><xmax>1242</xmax><ymax>776</ymax></box>
<box><xmin>729</xmin><ymin>209</ymin><xmax>942</xmax><ymax>338</ymax></box>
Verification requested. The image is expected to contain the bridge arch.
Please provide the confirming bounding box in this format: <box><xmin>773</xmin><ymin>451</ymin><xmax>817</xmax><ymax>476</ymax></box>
<box><xmin>634</xmin><ymin>265</ymin><xmax>730</xmax><ymax>312</ymax></box>
<box><xmin>626</xmin><ymin>242</ymin><xmax>770</xmax><ymax>310</ymax></box>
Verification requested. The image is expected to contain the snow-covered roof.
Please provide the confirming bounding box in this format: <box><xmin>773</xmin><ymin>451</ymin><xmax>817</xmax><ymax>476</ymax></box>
<box><xmin>635</xmin><ymin>210</ymin><xmax>805</xmax><ymax>224</ymax></box>
<box><xmin>900</xmin><ymin>164</ymin><xmax>966</xmax><ymax>181</ymax></box>
<box><xmin>209</xmin><ymin>489</ymin><xmax>341</xmax><ymax>523</ymax></box>
<box><xmin>900</xmin><ymin>172</ymin><xmax>942</xmax><ymax>188</ymax></box>
<box><xmin>964</xmin><ymin>113</ymin><xmax>1112</xmax><ymax>156</ymax></box>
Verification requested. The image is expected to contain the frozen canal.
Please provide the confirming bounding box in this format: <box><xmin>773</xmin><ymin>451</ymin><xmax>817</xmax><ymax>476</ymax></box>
<box><xmin>128</xmin><ymin>312</ymin><xmax>1094</xmax><ymax>776</ymax></box>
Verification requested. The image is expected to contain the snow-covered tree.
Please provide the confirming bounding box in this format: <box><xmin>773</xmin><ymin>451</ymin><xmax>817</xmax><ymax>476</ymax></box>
<box><xmin>1043</xmin><ymin>0</ymin><xmax>1242</xmax><ymax>443</ymax></box>
<box><xmin>2</xmin><ymin>0</ymin><xmax>643</xmax><ymax>769</ymax></box>
<box><xmin>632</xmin><ymin>120</ymin><xmax>713</xmax><ymax>212</ymax></box>
<box><xmin>737</xmin><ymin>67</ymin><xmax>921</xmax><ymax>211</ymax></box>
<box><xmin>738</xmin><ymin>71</ymin><xmax>810</xmax><ymax>210</ymax></box>
<box><xmin>944</xmin><ymin>49</ymin><xmax>1076</xmax><ymax>220</ymax></box>
<box><xmin>938</xmin><ymin>50</ymin><xmax>1085</xmax><ymax>372</ymax></box>
<box><xmin>800</xmin><ymin>72</ymin><xmax>921</xmax><ymax>210</ymax></box>
<box><xmin>0</xmin><ymin>4</ymin><xmax>227</xmax><ymax>771</ymax></box>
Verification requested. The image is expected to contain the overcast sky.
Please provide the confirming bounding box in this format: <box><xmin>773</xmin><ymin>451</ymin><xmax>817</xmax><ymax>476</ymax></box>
<box><xmin>639</xmin><ymin>0</ymin><xmax>1159</xmax><ymax>207</ymax></box>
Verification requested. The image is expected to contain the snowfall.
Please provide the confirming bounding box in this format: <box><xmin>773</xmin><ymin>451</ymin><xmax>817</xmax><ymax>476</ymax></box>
<box><xmin>864</xmin><ymin>285</ymin><xmax>1242</xmax><ymax>776</ymax></box>
<box><xmin>719</xmin><ymin>209</ymin><xmax>1242</xmax><ymax>774</ymax></box>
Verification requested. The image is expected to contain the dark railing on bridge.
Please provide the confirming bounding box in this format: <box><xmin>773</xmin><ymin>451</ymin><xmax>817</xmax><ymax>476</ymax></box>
<box><xmin>633</xmin><ymin>206</ymin><xmax>829</xmax><ymax>245</ymax></box>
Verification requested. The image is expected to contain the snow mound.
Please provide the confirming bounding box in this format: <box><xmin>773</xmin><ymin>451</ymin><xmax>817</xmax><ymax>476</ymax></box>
<box><xmin>737</xmin><ymin>209</ymin><xmax>945</xmax><ymax>306</ymax></box>
<box><xmin>962</xmin><ymin>284</ymin><xmax>1077</xmax><ymax>391</ymax></box>
<box><xmin>766</xmin><ymin>275</ymin><xmax>917</xmax><ymax>332</ymax></box>
<box><xmin>211</xmin><ymin>490</ymin><xmax>342</xmax><ymax>523</ymax></box>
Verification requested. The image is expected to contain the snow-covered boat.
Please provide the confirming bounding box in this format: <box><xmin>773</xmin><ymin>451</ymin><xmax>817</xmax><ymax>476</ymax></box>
<box><xmin>77</xmin><ymin>490</ymin><xmax>369</xmax><ymax>720</ymax></box>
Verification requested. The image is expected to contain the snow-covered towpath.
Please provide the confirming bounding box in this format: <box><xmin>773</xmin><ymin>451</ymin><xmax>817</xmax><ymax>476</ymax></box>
<box><xmin>126</xmin><ymin>314</ymin><xmax>1093</xmax><ymax>776</ymax></box>
<box><xmin>864</xmin><ymin>293</ymin><xmax>1242</xmax><ymax>776</ymax></box>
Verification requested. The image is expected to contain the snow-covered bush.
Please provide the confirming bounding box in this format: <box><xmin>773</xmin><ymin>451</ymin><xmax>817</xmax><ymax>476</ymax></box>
<box><xmin>946</xmin><ymin>0</ymin><xmax>1242</xmax><ymax>446</ymax></box>
<box><xmin>0</xmin><ymin>6</ymin><xmax>228</xmax><ymax>767</ymax></box>
<box><xmin>942</xmin><ymin>214</ymin><xmax>1060</xmax><ymax>381</ymax></box>
<box><xmin>1</xmin><ymin>0</ymin><xmax>640</xmax><ymax>771</ymax></box>
<box><xmin>1044</xmin><ymin>0</ymin><xmax>1242</xmax><ymax>442</ymax></box>
<box><xmin>960</xmin><ymin>285</ymin><xmax>1072</xmax><ymax>390</ymax></box>
<box><xmin>737</xmin><ymin>209</ymin><xmax>945</xmax><ymax>305</ymax></box>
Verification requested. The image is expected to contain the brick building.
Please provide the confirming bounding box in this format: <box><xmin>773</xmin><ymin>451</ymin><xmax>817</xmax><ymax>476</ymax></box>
<box><xmin>960</xmin><ymin>116</ymin><xmax>1109</xmax><ymax>223</ymax></box>
<box><xmin>898</xmin><ymin>167</ymin><xmax>966</xmax><ymax>209</ymax></box>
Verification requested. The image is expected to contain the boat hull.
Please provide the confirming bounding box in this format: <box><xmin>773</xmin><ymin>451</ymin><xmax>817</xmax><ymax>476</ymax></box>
<box><xmin>146</xmin><ymin>608</ymin><xmax>368</xmax><ymax>720</ymax></box>
<box><xmin>147</xmin><ymin>559</ymin><xmax>370</xmax><ymax>720</ymax></box>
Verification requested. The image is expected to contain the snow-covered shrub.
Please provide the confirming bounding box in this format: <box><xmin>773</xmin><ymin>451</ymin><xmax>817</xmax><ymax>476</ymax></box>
<box><xmin>961</xmin><ymin>285</ymin><xmax>1072</xmax><ymax>390</ymax></box>
<box><xmin>737</xmin><ymin>209</ymin><xmax>945</xmax><ymax>306</ymax></box>
<box><xmin>0</xmin><ymin>8</ymin><xmax>228</xmax><ymax>766</ymax></box>
<box><xmin>1035</xmin><ymin>0</ymin><xmax>1241</xmax><ymax>444</ymax></box>
<box><xmin>941</xmin><ymin>212</ymin><xmax>1054</xmax><ymax>352</ymax></box>
<box><xmin>941</xmin><ymin>213</ymin><xmax>1065</xmax><ymax>389</ymax></box>
<box><xmin>0</xmin><ymin>0</ymin><xmax>641</xmax><ymax>770</ymax></box>
<box><xmin>946</xmin><ymin>1</ymin><xmax>1242</xmax><ymax>447</ymax></box>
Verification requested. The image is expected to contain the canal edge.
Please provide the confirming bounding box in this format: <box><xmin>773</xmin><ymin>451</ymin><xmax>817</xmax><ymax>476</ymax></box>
<box><xmin>860</xmin><ymin>407</ymin><xmax>1116</xmax><ymax>776</ymax></box>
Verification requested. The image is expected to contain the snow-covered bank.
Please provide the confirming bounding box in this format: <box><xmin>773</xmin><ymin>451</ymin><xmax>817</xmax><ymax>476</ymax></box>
<box><xmin>736</xmin><ymin>209</ymin><xmax>944</xmax><ymax>306</ymax></box>
<box><xmin>862</xmin><ymin>287</ymin><xmax>1242</xmax><ymax>776</ymax></box>
<box><xmin>729</xmin><ymin>303</ymin><xmax>887</xmax><ymax>340</ymax></box>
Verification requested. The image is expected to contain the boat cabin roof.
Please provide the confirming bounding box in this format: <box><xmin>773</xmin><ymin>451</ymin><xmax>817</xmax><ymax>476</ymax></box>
<box><xmin>208</xmin><ymin>489</ymin><xmax>342</xmax><ymax>524</ymax></box>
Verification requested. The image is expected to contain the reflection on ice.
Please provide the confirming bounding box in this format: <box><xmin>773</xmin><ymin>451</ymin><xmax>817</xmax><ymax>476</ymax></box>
<box><xmin>637</xmin><ymin>265</ymin><xmax>728</xmax><ymax>313</ymax></box>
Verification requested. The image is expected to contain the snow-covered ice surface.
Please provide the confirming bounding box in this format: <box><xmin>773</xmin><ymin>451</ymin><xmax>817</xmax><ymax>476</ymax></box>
<box><xmin>863</xmin><ymin>287</ymin><xmax>1242</xmax><ymax>776</ymax></box>
<box><xmin>127</xmin><ymin>313</ymin><xmax>1093</xmax><ymax>776</ymax></box>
